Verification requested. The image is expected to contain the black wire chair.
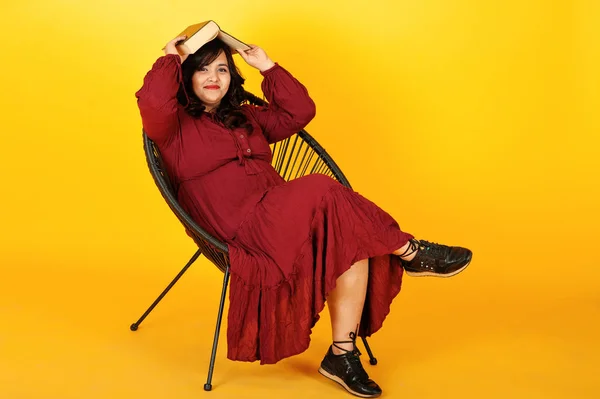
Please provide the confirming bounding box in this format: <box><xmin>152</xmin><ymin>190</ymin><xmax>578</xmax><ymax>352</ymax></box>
<box><xmin>130</xmin><ymin>92</ymin><xmax>378</xmax><ymax>391</ymax></box>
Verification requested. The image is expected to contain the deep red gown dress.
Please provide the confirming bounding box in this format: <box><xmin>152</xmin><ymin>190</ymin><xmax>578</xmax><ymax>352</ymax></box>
<box><xmin>135</xmin><ymin>54</ymin><xmax>414</xmax><ymax>365</ymax></box>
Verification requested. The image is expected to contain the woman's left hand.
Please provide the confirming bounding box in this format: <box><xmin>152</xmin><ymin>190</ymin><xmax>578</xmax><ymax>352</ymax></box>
<box><xmin>237</xmin><ymin>45</ymin><xmax>276</xmax><ymax>72</ymax></box>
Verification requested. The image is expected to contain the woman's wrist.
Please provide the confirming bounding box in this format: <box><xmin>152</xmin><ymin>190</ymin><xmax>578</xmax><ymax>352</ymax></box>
<box><xmin>258</xmin><ymin>59</ymin><xmax>276</xmax><ymax>72</ymax></box>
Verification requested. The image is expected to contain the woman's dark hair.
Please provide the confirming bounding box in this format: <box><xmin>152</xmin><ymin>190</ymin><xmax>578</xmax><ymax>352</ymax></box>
<box><xmin>177</xmin><ymin>39</ymin><xmax>253</xmax><ymax>132</ymax></box>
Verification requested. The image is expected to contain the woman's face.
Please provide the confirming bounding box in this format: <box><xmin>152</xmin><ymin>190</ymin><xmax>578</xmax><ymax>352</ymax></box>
<box><xmin>191</xmin><ymin>51</ymin><xmax>231</xmax><ymax>112</ymax></box>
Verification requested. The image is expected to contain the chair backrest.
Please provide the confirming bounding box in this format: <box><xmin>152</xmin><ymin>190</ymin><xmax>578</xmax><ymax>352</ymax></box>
<box><xmin>143</xmin><ymin>92</ymin><xmax>351</xmax><ymax>273</ymax></box>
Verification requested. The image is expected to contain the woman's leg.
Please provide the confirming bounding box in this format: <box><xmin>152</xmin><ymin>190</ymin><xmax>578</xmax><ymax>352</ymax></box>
<box><xmin>323</xmin><ymin>249</ymin><xmax>414</xmax><ymax>397</ymax></box>
<box><xmin>326</xmin><ymin>242</ymin><xmax>420</xmax><ymax>354</ymax></box>
<box><xmin>327</xmin><ymin>258</ymin><xmax>369</xmax><ymax>354</ymax></box>
<box><xmin>327</xmin><ymin>238</ymin><xmax>470</xmax><ymax>345</ymax></box>
<box><xmin>320</xmin><ymin>240</ymin><xmax>471</xmax><ymax>397</ymax></box>
<box><xmin>322</xmin><ymin>258</ymin><xmax>381</xmax><ymax>397</ymax></box>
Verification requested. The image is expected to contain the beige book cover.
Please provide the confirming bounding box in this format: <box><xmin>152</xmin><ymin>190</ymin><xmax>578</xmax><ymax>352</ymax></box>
<box><xmin>165</xmin><ymin>20</ymin><xmax>251</xmax><ymax>56</ymax></box>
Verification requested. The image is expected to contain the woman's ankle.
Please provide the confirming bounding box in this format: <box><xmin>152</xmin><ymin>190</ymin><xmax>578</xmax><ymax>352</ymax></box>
<box><xmin>331</xmin><ymin>342</ymin><xmax>354</xmax><ymax>355</ymax></box>
<box><xmin>395</xmin><ymin>239</ymin><xmax>419</xmax><ymax>261</ymax></box>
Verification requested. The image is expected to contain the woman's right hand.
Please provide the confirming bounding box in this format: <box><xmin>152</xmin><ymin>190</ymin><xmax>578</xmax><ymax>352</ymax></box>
<box><xmin>164</xmin><ymin>35</ymin><xmax>189</xmax><ymax>63</ymax></box>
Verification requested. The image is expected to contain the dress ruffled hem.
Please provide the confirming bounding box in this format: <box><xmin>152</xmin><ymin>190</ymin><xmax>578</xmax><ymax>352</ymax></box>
<box><xmin>226</xmin><ymin>183</ymin><xmax>412</xmax><ymax>364</ymax></box>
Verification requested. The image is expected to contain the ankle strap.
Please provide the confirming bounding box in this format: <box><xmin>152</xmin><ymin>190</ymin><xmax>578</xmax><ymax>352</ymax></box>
<box><xmin>398</xmin><ymin>238</ymin><xmax>419</xmax><ymax>258</ymax></box>
<box><xmin>332</xmin><ymin>327</ymin><xmax>361</xmax><ymax>355</ymax></box>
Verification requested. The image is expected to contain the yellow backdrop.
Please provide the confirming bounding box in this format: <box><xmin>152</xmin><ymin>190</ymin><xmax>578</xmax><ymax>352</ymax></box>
<box><xmin>1</xmin><ymin>1</ymin><xmax>598</xmax><ymax>398</ymax></box>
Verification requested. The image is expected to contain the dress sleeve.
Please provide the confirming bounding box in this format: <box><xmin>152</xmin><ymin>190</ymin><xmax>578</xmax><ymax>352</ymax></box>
<box><xmin>247</xmin><ymin>63</ymin><xmax>316</xmax><ymax>144</ymax></box>
<box><xmin>135</xmin><ymin>54</ymin><xmax>183</xmax><ymax>145</ymax></box>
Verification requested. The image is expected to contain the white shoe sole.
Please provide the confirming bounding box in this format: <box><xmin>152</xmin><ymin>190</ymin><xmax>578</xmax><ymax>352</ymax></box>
<box><xmin>318</xmin><ymin>367</ymin><xmax>381</xmax><ymax>398</ymax></box>
<box><xmin>404</xmin><ymin>260</ymin><xmax>471</xmax><ymax>278</ymax></box>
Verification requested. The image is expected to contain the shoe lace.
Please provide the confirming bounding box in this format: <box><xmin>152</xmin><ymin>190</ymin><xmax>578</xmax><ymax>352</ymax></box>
<box><xmin>332</xmin><ymin>329</ymin><xmax>369</xmax><ymax>381</ymax></box>
<box><xmin>418</xmin><ymin>240</ymin><xmax>450</xmax><ymax>258</ymax></box>
<box><xmin>346</xmin><ymin>349</ymin><xmax>369</xmax><ymax>380</ymax></box>
<box><xmin>398</xmin><ymin>238</ymin><xmax>419</xmax><ymax>258</ymax></box>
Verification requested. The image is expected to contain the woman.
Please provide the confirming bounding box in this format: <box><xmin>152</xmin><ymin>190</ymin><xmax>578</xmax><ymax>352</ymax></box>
<box><xmin>135</xmin><ymin>35</ymin><xmax>472</xmax><ymax>398</ymax></box>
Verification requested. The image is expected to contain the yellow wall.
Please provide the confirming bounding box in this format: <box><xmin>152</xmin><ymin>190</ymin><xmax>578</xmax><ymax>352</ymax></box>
<box><xmin>1</xmin><ymin>1</ymin><xmax>598</xmax><ymax>294</ymax></box>
<box><xmin>1</xmin><ymin>2</ymin><xmax>599</xmax><ymax>398</ymax></box>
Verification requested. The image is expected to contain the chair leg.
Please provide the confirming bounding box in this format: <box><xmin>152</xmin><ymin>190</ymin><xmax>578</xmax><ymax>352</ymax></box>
<box><xmin>204</xmin><ymin>266</ymin><xmax>230</xmax><ymax>391</ymax></box>
<box><xmin>130</xmin><ymin>249</ymin><xmax>202</xmax><ymax>331</ymax></box>
<box><xmin>361</xmin><ymin>336</ymin><xmax>378</xmax><ymax>365</ymax></box>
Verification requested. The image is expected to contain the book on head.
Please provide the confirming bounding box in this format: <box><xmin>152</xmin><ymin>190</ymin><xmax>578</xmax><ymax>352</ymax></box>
<box><xmin>166</xmin><ymin>20</ymin><xmax>251</xmax><ymax>57</ymax></box>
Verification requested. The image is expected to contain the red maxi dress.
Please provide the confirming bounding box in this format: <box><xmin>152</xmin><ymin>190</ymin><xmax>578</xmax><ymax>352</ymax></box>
<box><xmin>135</xmin><ymin>54</ymin><xmax>414</xmax><ymax>365</ymax></box>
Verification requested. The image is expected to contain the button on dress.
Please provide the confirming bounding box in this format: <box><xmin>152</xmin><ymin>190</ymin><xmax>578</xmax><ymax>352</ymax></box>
<box><xmin>136</xmin><ymin>54</ymin><xmax>414</xmax><ymax>365</ymax></box>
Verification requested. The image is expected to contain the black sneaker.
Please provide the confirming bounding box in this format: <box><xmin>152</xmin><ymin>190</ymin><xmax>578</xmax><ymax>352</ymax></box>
<box><xmin>400</xmin><ymin>239</ymin><xmax>472</xmax><ymax>277</ymax></box>
<box><xmin>318</xmin><ymin>333</ymin><xmax>382</xmax><ymax>398</ymax></box>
